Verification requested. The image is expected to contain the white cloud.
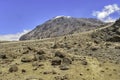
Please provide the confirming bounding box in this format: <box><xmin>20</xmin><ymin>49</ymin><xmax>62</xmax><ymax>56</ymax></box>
<box><xmin>0</xmin><ymin>29</ymin><xmax>30</xmax><ymax>41</ymax></box>
<box><xmin>92</xmin><ymin>4</ymin><xmax>120</xmax><ymax>22</ymax></box>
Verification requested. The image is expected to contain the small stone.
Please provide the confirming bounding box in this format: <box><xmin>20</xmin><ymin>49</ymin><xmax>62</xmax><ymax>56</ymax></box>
<box><xmin>43</xmin><ymin>71</ymin><xmax>51</xmax><ymax>74</ymax></box>
<box><xmin>55</xmin><ymin>51</ymin><xmax>65</xmax><ymax>58</ymax></box>
<box><xmin>38</xmin><ymin>55</ymin><xmax>46</xmax><ymax>60</ymax></box>
<box><xmin>52</xmin><ymin>70</ymin><xmax>57</xmax><ymax>74</ymax></box>
<box><xmin>62</xmin><ymin>57</ymin><xmax>72</xmax><ymax>65</ymax></box>
<box><xmin>32</xmin><ymin>62</ymin><xmax>44</xmax><ymax>67</ymax></box>
<box><xmin>0</xmin><ymin>71</ymin><xmax>2</xmax><ymax>74</ymax></box>
<box><xmin>115</xmin><ymin>46</ymin><xmax>120</xmax><ymax>49</ymax></box>
<box><xmin>21</xmin><ymin>54</ymin><xmax>36</xmax><ymax>62</ymax></box>
<box><xmin>0</xmin><ymin>53</ymin><xmax>7</xmax><ymax>59</ymax></box>
<box><xmin>9</xmin><ymin>65</ymin><xmax>18</xmax><ymax>72</ymax></box>
<box><xmin>91</xmin><ymin>46</ymin><xmax>99</xmax><ymax>51</ymax></box>
<box><xmin>51</xmin><ymin>57</ymin><xmax>61</xmax><ymax>65</ymax></box>
<box><xmin>81</xmin><ymin>60</ymin><xmax>88</xmax><ymax>65</ymax></box>
<box><xmin>37</xmin><ymin>50</ymin><xmax>46</xmax><ymax>55</ymax></box>
<box><xmin>62</xmin><ymin>75</ymin><xmax>69</xmax><ymax>80</ymax></box>
<box><xmin>21</xmin><ymin>69</ymin><xmax>26</xmax><ymax>73</ymax></box>
<box><xmin>54</xmin><ymin>76</ymin><xmax>62</xmax><ymax>80</ymax></box>
<box><xmin>59</xmin><ymin>64</ymin><xmax>69</xmax><ymax>70</ymax></box>
<box><xmin>116</xmin><ymin>28</ymin><xmax>120</xmax><ymax>34</ymax></box>
<box><xmin>33</xmin><ymin>67</ymin><xmax>38</xmax><ymax>71</ymax></box>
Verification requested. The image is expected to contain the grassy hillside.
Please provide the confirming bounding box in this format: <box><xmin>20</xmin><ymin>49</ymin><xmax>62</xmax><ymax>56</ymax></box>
<box><xmin>0</xmin><ymin>28</ymin><xmax>120</xmax><ymax>80</ymax></box>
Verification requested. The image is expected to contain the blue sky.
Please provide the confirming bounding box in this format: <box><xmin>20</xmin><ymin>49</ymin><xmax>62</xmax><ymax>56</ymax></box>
<box><xmin>0</xmin><ymin>0</ymin><xmax>120</xmax><ymax>40</ymax></box>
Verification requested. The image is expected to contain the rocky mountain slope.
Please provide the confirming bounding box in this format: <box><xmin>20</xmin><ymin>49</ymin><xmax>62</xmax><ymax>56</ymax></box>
<box><xmin>91</xmin><ymin>18</ymin><xmax>120</xmax><ymax>42</ymax></box>
<box><xmin>19</xmin><ymin>16</ymin><xmax>105</xmax><ymax>40</ymax></box>
<box><xmin>0</xmin><ymin>18</ymin><xmax>120</xmax><ymax>80</ymax></box>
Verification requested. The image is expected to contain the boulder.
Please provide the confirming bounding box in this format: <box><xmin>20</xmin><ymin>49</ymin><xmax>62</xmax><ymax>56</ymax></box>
<box><xmin>37</xmin><ymin>50</ymin><xmax>46</xmax><ymax>55</ymax></box>
<box><xmin>55</xmin><ymin>51</ymin><xmax>65</xmax><ymax>58</ymax></box>
<box><xmin>59</xmin><ymin>64</ymin><xmax>69</xmax><ymax>70</ymax></box>
<box><xmin>62</xmin><ymin>57</ymin><xmax>72</xmax><ymax>65</ymax></box>
<box><xmin>0</xmin><ymin>53</ymin><xmax>7</xmax><ymax>59</ymax></box>
<box><xmin>51</xmin><ymin>57</ymin><xmax>61</xmax><ymax>65</ymax></box>
<box><xmin>9</xmin><ymin>65</ymin><xmax>18</xmax><ymax>72</ymax></box>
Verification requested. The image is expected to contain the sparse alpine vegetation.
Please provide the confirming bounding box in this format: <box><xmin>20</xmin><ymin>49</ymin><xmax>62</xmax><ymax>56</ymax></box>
<box><xmin>0</xmin><ymin>17</ymin><xmax>120</xmax><ymax>80</ymax></box>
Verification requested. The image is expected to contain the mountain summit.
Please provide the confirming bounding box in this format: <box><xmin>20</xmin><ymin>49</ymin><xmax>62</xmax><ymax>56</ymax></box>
<box><xmin>19</xmin><ymin>16</ymin><xmax>105</xmax><ymax>40</ymax></box>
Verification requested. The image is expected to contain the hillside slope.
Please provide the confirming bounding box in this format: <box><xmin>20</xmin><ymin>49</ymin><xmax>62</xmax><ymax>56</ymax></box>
<box><xmin>0</xmin><ymin>19</ymin><xmax>120</xmax><ymax>80</ymax></box>
<box><xmin>91</xmin><ymin>18</ymin><xmax>120</xmax><ymax>42</ymax></box>
<box><xmin>19</xmin><ymin>16</ymin><xmax>105</xmax><ymax>40</ymax></box>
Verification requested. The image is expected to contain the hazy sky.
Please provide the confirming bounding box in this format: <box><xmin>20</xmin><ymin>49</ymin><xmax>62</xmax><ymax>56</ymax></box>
<box><xmin>0</xmin><ymin>0</ymin><xmax>120</xmax><ymax>40</ymax></box>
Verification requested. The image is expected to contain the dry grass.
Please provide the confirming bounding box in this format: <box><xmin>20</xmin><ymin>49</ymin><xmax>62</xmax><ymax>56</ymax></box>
<box><xmin>0</xmin><ymin>30</ymin><xmax>120</xmax><ymax>80</ymax></box>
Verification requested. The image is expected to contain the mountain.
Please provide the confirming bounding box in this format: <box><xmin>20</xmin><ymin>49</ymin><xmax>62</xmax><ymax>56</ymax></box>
<box><xmin>19</xmin><ymin>16</ymin><xmax>105</xmax><ymax>40</ymax></box>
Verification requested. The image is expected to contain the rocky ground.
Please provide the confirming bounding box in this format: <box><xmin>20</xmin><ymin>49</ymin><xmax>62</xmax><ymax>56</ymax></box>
<box><xmin>0</xmin><ymin>19</ymin><xmax>120</xmax><ymax>80</ymax></box>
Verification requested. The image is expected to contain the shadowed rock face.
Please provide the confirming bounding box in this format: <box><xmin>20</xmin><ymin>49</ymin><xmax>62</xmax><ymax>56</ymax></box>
<box><xmin>91</xmin><ymin>18</ymin><xmax>120</xmax><ymax>42</ymax></box>
<box><xmin>19</xmin><ymin>16</ymin><xmax>105</xmax><ymax>40</ymax></box>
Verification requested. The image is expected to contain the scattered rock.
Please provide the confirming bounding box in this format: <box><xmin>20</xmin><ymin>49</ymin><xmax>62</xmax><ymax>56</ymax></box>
<box><xmin>33</xmin><ymin>67</ymin><xmax>38</xmax><ymax>71</ymax></box>
<box><xmin>51</xmin><ymin>43</ymin><xmax>59</xmax><ymax>49</ymax></box>
<box><xmin>52</xmin><ymin>70</ymin><xmax>57</xmax><ymax>74</ymax></box>
<box><xmin>62</xmin><ymin>57</ymin><xmax>72</xmax><ymax>65</ymax></box>
<box><xmin>38</xmin><ymin>55</ymin><xmax>46</xmax><ymax>61</ymax></box>
<box><xmin>59</xmin><ymin>64</ymin><xmax>69</xmax><ymax>70</ymax></box>
<box><xmin>81</xmin><ymin>60</ymin><xmax>88</xmax><ymax>65</ymax></box>
<box><xmin>51</xmin><ymin>57</ymin><xmax>61</xmax><ymax>65</ymax></box>
<box><xmin>116</xmin><ymin>28</ymin><xmax>120</xmax><ymax>35</ymax></box>
<box><xmin>21</xmin><ymin>69</ymin><xmax>26</xmax><ymax>73</ymax></box>
<box><xmin>55</xmin><ymin>51</ymin><xmax>65</xmax><ymax>58</ymax></box>
<box><xmin>62</xmin><ymin>75</ymin><xmax>69</xmax><ymax>80</ymax></box>
<box><xmin>0</xmin><ymin>53</ymin><xmax>7</xmax><ymax>59</ymax></box>
<box><xmin>22</xmin><ymin>50</ymin><xmax>29</xmax><ymax>54</ymax></box>
<box><xmin>80</xmin><ymin>73</ymin><xmax>83</xmax><ymax>76</ymax></box>
<box><xmin>90</xmin><ymin>46</ymin><xmax>99</xmax><ymax>51</ymax></box>
<box><xmin>9</xmin><ymin>65</ymin><xmax>18</xmax><ymax>72</ymax></box>
<box><xmin>43</xmin><ymin>71</ymin><xmax>51</xmax><ymax>74</ymax></box>
<box><xmin>27</xmin><ymin>46</ymin><xmax>35</xmax><ymax>51</ymax></box>
<box><xmin>106</xmin><ymin>36</ymin><xmax>120</xmax><ymax>42</ymax></box>
<box><xmin>32</xmin><ymin>62</ymin><xmax>44</xmax><ymax>67</ymax></box>
<box><xmin>54</xmin><ymin>75</ymin><xmax>69</xmax><ymax>80</ymax></box>
<box><xmin>21</xmin><ymin>54</ymin><xmax>36</xmax><ymax>62</ymax></box>
<box><xmin>0</xmin><ymin>71</ymin><xmax>2</xmax><ymax>74</ymax></box>
<box><xmin>37</xmin><ymin>50</ymin><xmax>46</xmax><ymax>55</ymax></box>
<box><xmin>115</xmin><ymin>46</ymin><xmax>120</xmax><ymax>49</ymax></box>
<box><xmin>54</xmin><ymin>76</ymin><xmax>62</xmax><ymax>80</ymax></box>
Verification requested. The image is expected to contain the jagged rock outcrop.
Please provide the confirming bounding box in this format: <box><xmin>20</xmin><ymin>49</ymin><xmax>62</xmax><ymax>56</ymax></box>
<box><xmin>91</xmin><ymin>18</ymin><xmax>120</xmax><ymax>42</ymax></box>
<box><xmin>19</xmin><ymin>16</ymin><xmax>105</xmax><ymax>40</ymax></box>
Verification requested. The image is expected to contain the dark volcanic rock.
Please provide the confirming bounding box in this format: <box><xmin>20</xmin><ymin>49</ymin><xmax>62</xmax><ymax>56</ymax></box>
<box><xmin>37</xmin><ymin>50</ymin><xmax>46</xmax><ymax>55</ymax></box>
<box><xmin>55</xmin><ymin>51</ymin><xmax>65</xmax><ymax>58</ymax></box>
<box><xmin>19</xmin><ymin>16</ymin><xmax>104</xmax><ymax>40</ymax></box>
<box><xmin>0</xmin><ymin>53</ymin><xmax>7</xmax><ymax>59</ymax></box>
<box><xmin>51</xmin><ymin>57</ymin><xmax>62</xmax><ymax>65</ymax></box>
<box><xmin>91</xmin><ymin>18</ymin><xmax>120</xmax><ymax>42</ymax></box>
